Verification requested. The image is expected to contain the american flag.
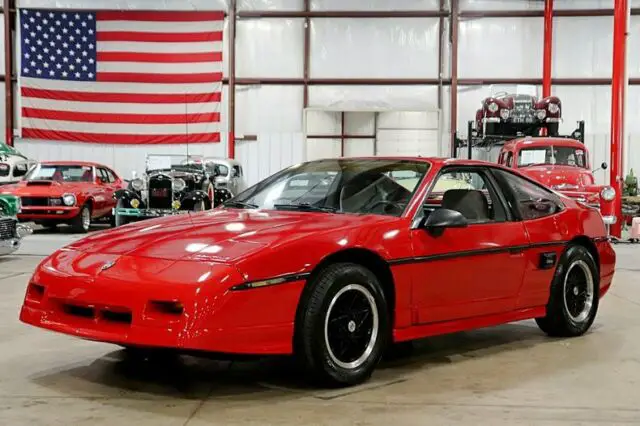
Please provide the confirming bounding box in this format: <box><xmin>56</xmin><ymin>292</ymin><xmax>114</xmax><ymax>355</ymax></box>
<box><xmin>19</xmin><ymin>9</ymin><xmax>223</xmax><ymax>144</ymax></box>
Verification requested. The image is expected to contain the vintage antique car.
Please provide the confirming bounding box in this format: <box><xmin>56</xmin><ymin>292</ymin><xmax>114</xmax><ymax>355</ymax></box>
<box><xmin>496</xmin><ymin>136</ymin><xmax>616</xmax><ymax>227</ymax></box>
<box><xmin>113</xmin><ymin>154</ymin><xmax>234</xmax><ymax>226</ymax></box>
<box><xmin>19</xmin><ymin>157</ymin><xmax>615</xmax><ymax>386</ymax></box>
<box><xmin>1</xmin><ymin>161</ymin><xmax>125</xmax><ymax>233</ymax></box>
<box><xmin>475</xmin><ymin>85</ymin><xmax>562</xmax><ymax>138</ymax></box>
<box><xmin>0</xmin><ymin>194</ymin><xmax>32</xmax><ymax>256</ymax></box>
<box><xmin>181</xmin><ymin>156</ymin><xmax>246</xmax><ymax>198</ymax></box>
<box><xmin>0</xmin><ymin>144</ymin><xmax>37</xmax><ymax>186</ymax></box>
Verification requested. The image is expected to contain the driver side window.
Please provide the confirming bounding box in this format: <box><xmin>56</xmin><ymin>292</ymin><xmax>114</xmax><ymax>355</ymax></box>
<box><xmin>423</xmin><ymin>169</ymin><xmax>506</xmax><ymax>224</ymax></box>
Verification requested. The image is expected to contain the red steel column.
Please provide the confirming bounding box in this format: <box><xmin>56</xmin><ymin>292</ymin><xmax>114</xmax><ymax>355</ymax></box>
<box><xmin>542</xmin><ymin>0</ymin><xmax>553</xmax><ymax>98</ymax></box>
<box><xmin>609</xmin><ymin>0</ymin><xmax>628</xmax><ymax>237</ymax></box>
<box><xmin>228</xmin><ymin>1</ymin><xmax>237</xmax><ymax>159</ymax></box>
<box><xmin>449</xmin><ymin>0</ymin><xmax>459</xmax><ymax>157</ymax></box>
<box><xmin>4</xmin><ymin>0</ymin><xmax>13</xmax><ymax>146</ymax></box>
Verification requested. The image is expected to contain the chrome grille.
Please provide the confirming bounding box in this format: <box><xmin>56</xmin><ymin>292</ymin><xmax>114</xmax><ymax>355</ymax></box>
<box><xmin>148</xmin><ymin>175</ymin><xmax>173</xmax><ymax>209</ymax></box>
<box><xmin>0</xmin><ymin>217</ymin><xmax>16</xmax><ymax>240</ymax></box>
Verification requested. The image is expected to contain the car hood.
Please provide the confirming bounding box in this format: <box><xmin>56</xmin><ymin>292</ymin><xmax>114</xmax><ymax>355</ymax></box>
<box><xmin>0</xmin><ymin>180</ymin><xmax>89</xmax><ymax>197</ymax></box>
<box><xmin>518</xmin><ymin>165</ymin><xmax>592</xmax><ymax>190</ymax></box>
<box><xmin>65</xmin><ymin>208</ymin><xmax>394</xmax><ymax>263</ymax></box>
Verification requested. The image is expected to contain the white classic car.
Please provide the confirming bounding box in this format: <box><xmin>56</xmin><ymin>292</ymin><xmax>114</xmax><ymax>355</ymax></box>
<box><xmin>0</xmin><ymin>144</ymin><xmax>37</xmax><ymax>186</ymax></box>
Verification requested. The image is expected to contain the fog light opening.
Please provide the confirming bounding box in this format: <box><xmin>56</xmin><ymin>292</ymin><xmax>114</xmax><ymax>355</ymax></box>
<box><xmin>150</xmin><ymin>300</ymin><xmax>184</xmax><ymax>315</ymax></box>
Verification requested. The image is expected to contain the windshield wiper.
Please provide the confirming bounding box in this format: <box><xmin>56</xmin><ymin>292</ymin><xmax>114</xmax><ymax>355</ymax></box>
<box><xmin>222</xmin><ymin>200</ymin><xmax>259</xmax><ymax>209</ymax></box>
<box><xmin>273</xmin><ymin>203</ymin><xmax>338</xmax><ymax>213</ymax></box>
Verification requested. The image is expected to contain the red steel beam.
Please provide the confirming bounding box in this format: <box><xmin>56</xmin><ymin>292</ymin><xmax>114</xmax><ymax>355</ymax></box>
<box><xmin>609</xmin><ymin>0</ymin><xmax>629</xmax><ymax>237</ymax></box>
<box><xmin>542</xmin><ymin>0</ymin><xmax>553</xmax><ymax>98</ymax></box>
<box><xmin>303</xmin><ymin>0</ymin><xmax>310</xmax><ymax>107</ymax></box>
<box><xmin>228</xmin><ymin>0</ymin><xmax>237</xmax><ymax>159</ymax></box>
<box><xmin>450</xmin><ymin>0</ymin><xmax>459</xmax><ymax>157</ymax></box>
<box><xmin>3</xmin><ymin>0</ymin><xmax>13</xmax><ymax>146</ymax></box>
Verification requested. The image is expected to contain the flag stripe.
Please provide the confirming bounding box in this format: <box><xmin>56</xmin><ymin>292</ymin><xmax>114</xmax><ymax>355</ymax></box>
<box><xmin>97</xmin><ymin>31</ymin><xmax>223</xmax><ymax>43</ymax></box>
<box><xmin>22</xmin><ymin>97</ymin><xmax>220</xmax><ymax>114</ymax></box>
<box><xmin>97</xmin><ymin>51</ymin><xmax>222</xmax><ymax>63</ymax></box>
<box><xmin>96</xmin><ymin>20</ymin><xmax>224</xmax><ymax>33</ymax></box>
<box><xmin>96</xmin><ymin>61</ymin><xmax>222</xmax><ymax>74</ymax></box>
<box><xmin>21</xmin><ymin>77</ymin><xmax>220</xmax><ymax>94</ymax></box>
<box><xmin>97</xmin><ymin>41</ymin><xmax>223</xmax><ymax>54</ymax></box>
<box><xmin>22</xmin><ymin>128</ymin><xmax>221</xmax><ymax>144</ymax></box>
<box><xmin>96</xmin><ymin>11</ymin><xmax>225</xmax><ymax>22</ymax></box>
<box><xmin>23</xmin><ymin>108</ymin><xmax>220</xmax><ymax>124</ymax></box>
<box><xmin>21</xmin><ymin>87</ymin><xmax>221</xmax><ymax>104</ymax></box>
<box><xmin>22</xmin><ymin>118</ymin><xmax>218</xmax><ymax>134</ymax></box>
<box><xmin>96</xmin><ymin>72</ymin><xmax>223</xmax><ymax>83</ymax></box>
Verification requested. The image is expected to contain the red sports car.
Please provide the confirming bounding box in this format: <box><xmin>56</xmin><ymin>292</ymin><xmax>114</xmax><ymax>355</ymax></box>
<box><xmin>1</xmin><ymin>161</ymin><xmax>125</xmax><ymax>232</ymax></box>
<box><xmin>19</xmin><ymin>157</ymin><xmax>615</xmax><ymax>386</ymax></box>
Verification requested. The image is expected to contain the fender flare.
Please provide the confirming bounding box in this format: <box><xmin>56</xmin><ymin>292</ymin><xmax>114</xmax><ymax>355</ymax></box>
<box><xmin>114</xmin><ymin>188</ymin><xmax>142</xmax><ymax>202</ymax></box>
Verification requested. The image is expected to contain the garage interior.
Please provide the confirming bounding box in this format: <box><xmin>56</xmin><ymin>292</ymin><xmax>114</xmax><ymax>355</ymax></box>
<box><xmin>2</xmin><ymin>0</ymin><xmax>640</xmax><ymax>424</ymax></box>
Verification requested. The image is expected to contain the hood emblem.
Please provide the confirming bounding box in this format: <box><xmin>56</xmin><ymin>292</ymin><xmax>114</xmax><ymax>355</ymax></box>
<box><xmin>100</xmin><ymin>261</ymin><xmax>116</xmax><ymax>271</ymax></box>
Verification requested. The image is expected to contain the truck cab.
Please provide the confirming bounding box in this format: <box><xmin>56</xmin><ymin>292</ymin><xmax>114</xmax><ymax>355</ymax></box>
<box><xmin>496</xmin><ymin>136</ymin><xmax>616</xmax><ymax>226</ymax></box>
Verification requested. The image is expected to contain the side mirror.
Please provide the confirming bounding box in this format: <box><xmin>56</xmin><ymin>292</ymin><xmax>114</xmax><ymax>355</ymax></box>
<box><xmin>592</xmin><ymin>162</ymin><xmax>608</xmax><ymax>173</ymax></box>
<box><xmin>420</xmin><ymin>208</ymin><xmax>468</xmax><ymax>236</ymax></box>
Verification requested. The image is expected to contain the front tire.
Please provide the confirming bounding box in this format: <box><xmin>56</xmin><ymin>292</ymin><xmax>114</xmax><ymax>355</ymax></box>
<box><xmin>535</xmin><ymin>244</ymin><xmax>599</xmax><ymax>337</ymax></box>
<box><xmin>294</xmin><ymin>263</ymin><xmax>390</xmax><ymax>387</ymax></box>
<box><xmin>70</xmin><ymin>204</ymin><xmax>91</xmax><ymax>233</ymax></box>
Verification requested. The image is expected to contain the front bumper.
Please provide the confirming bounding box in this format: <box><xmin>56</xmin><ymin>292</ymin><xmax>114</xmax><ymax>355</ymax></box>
<box><xmin>0</xmin><ymin>224</ymin><xmax>31</xmax><ymax>256</ymax></box>
<box><xmin>113</xmin><ymin>207</ymin><xmax>188</xmax><ymax>218</ymax></box>
<box><xmin>18</xmin><ymin>206</ymin><xmax>80</xmax><ymax>221</ymax></box>
<box><xmin>19</xmin><ymin>252</ymin><xmax>305</xmax><ymax>355</ymax></box>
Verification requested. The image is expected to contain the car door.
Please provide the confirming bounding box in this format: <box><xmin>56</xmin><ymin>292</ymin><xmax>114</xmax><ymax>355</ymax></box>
<box><xmin>489</xmin><ymin>168</ymin><xmax>569</xmax><ymax>310</ymax></box>
<box><xmin>92</xmin><ymin>168</ymin><xmax>111</xmax><ymax>217</ymax></box>
<box><xmin>409</xmin><ymin>166</ymin><xmax>530</xmax><ymax>324</ymax></box>
<box><xmin>103</xmin><ymin>167</ymin><xmax>121</xmax><ymax>211</ymax></box>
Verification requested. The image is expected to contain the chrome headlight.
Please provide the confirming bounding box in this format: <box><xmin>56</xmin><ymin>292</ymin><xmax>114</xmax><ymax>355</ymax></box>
<box><xmin>130</xmin><ymin>178</ymin><xmax>144</xmax><ymax>191</ymax></box>
<box><xmin>600</xmin><ymin>186</ymin><xmax>616</xmax><ymax>201</ymax></box>
<box><xmin>536</xmin><ymin>109</ymin><xmax>546</xmax><ymax>120</ymax></box>
<box><xmin>499</xmin><ymin>109</ymin><xmax>509</xmax><ymax>120</ymax></box>
<box><xmin>62</xmin><ymin>193</ymin><xmax>76</xmax><ymax>206</ymax></box>
<box><xmin>487</xmin><ymin>102</ymin><xmax>499</xmax><ymax>113</ymax></box>
<box><xmin>173</xmin><ymin>178</ymin><xmax>186</xmax><ymax>192</ymax></box>
<box><xmin>548</xmin><ymin>103</ymin><xmax>560</xmax><ymax>114</ymax></box>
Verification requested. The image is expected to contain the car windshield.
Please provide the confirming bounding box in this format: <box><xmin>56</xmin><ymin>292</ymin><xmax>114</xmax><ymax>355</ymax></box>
<box><xmin>146</xmin><ymin>155</ymin><xmax>204</xmax><ymax>173</ymax></box>
<box><xmin>25</xmin><ymin>164</ymin><xmax>93</xmax><ymax>182</ymax></box>
<box><xmin>518</xmin><ymin>146</ymin><xmax>586</xmax><ymax>168</ymax></box>
<box><xmin>225</xmin><ymin>159</ymin><xmax>430</xmax><ymax>216</ymax></box>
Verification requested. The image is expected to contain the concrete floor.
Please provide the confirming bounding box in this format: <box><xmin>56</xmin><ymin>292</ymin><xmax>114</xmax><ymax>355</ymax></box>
<box><xmin>1</xmin><ymin>227</ymin><xmax>640</xmax><ymax>425</ymax></box>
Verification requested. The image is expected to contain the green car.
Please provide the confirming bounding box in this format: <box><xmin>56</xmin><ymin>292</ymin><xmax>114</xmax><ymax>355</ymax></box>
<box><xmin>0</xmin><ymin>194</ymin><xmax>31</xmax><ymax>256</ymax></box>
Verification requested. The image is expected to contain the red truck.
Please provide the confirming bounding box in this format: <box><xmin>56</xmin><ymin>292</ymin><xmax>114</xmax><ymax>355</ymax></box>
<box><xmin>496</xmin><ymin>136</ymin><xmax>616</xmax><ymax>228</ymax></box>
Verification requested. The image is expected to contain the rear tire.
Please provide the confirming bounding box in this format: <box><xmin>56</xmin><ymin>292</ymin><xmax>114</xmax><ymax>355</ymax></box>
<box><xmin>70</xmin><ymin>204</ymin><xmax>91</xmax><ymax>233</ymax></box>
<box><xmin>535</xmin><ymin>244</ymin><xmax>599</xmax><ymax>337</ymax></box>
<box><xmin>294</xmin><ymin>263</ymin><xmax>390</xmax><ymax>387</ymax></box>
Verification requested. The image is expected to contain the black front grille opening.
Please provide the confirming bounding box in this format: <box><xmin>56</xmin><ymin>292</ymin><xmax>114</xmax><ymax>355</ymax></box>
<box><xmin>148</xmin><ymin>176</ymin><xmax>173</xmax><ymax>209</ymax></box>
<box><xmin>101</xmin><ymin>309</ymin><xmax>132</xmax><ymax>324</ymax></box>
<box><xmin>27</xmin><ymin>283</ymin><xmax>44</xmax><ymax>300</ymax></box>
<box><xmin>149</xmin><ymin>300</ymin><xmax>184</xmax><ymax>315</ymax></box>
<box><xmin>62</xmin><ymin>304</ymin><xmax>95</xmax><ymax>319</ymax></box>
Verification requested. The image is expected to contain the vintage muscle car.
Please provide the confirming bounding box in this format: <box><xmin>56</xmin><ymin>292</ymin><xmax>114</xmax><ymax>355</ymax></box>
<box><xmin>113</xmin><ymin>154</ymin><xmax>233</xmax><ymax>226</ymax></box>
<box><xmin>475</xmin><ymin>85</ymin><xmax>561</xmax><ymax>138</ymax></box>
<box><xmin>19</xmin><ymin>157</ymin><xmax>615</xmax><ymax>386</ymax></box>
<box><xmin>496</xmin><ymin>137</ymin><xmax>616</xmax><ymax>227</ymax></box>
<box><xmin>0</xmin><ymin>194</ymin><xmax>32</xmax><ymax>256</ymax></box>
<box><xmin>1</xmin><ymin>161</ymin><xmax>125</xmax><ymax>233</ymax></box>
<box><xmin>0</xmin><ymin>143</ymin><xmax>37</xmax><ymax>186</ymax></box>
